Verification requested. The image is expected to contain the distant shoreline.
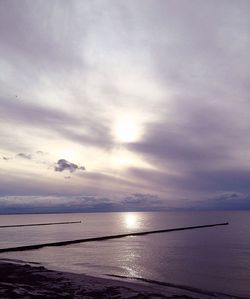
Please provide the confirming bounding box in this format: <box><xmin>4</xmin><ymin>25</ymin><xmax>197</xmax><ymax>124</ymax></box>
<box><xmin>0</xmin><ymin>260</ymin><xmax>247</xmax><ymax>299</ymax></box>
<box><xmin>1</xmin><ymin>209</ymin><xmax>249</xmax><ymax>216</ymax></box>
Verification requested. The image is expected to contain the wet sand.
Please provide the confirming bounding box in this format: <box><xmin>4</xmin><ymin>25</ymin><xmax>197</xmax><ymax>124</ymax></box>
<box><xmin>0</xmin><ymin>260</ymin><xmax>247</xmax><ymax>299</ymax></box>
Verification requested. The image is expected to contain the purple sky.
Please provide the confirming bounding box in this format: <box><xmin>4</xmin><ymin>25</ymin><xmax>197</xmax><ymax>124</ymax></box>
<box><xmin>0</xmin><ymin>0</ymin><xmax>250</xmax><ymax>213</ymax></box>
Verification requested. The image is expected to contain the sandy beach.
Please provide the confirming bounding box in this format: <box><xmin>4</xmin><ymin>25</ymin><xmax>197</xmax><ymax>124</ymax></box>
<box><xmin>0</xmin><ymin>260</ymin><xmax>247</xmax><ymax>299</ymax></box>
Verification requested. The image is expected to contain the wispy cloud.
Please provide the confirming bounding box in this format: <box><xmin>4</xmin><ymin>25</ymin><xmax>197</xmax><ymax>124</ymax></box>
<box><xmin>1</xmin><ymin>156</ymin><xmax>12</xmax><ymax>161</ymax></box>
<box><xmin>16</xmin><ymin>153</ymin><xmax>32</xmax><ymax>160</ymax></box>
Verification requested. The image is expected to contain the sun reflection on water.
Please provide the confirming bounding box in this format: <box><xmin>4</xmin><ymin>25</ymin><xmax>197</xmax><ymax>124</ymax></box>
<box><xmin>124</xmin><ymin>213</ymin><xmax>140</xmax><ymax>230</ymax></box>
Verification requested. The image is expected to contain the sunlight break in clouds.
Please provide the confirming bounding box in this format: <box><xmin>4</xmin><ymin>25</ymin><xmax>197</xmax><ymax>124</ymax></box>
<box><xmin>113</xmin><ymin>116</ymin><xmax>142</xmax><ymax>143</ymax></box>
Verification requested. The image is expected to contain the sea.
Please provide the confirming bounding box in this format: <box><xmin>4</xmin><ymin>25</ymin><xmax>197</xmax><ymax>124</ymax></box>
<box><xmin>0</xmin><ymin>211</ymin><xmax>249</xmax><ymax>297</ymax></box>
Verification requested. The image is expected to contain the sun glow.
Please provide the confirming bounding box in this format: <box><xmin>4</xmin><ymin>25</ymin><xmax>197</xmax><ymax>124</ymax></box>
<box><xmin>114</xmin><ymin>116</ymin><xmax>142</xmax><ymax>143</ymax></box>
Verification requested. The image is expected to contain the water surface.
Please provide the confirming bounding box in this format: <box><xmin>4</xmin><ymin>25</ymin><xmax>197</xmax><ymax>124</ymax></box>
<box><xmin>0</xmin><ymin>211</ymin><xmax>249</xmax><ymax>297</ymax></box>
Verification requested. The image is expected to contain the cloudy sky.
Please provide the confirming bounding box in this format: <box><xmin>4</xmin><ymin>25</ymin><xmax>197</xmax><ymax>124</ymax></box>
<box><xmin>0</xmin><ymin>0</ymin><xmax>250</xmax><ymax>213</ymax></box>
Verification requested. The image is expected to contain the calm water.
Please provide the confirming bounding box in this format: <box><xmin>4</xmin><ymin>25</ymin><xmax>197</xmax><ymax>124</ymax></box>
<box><xmin>0</xmin><ymin>211</ymin><xmax>250</xmax><ymax>297</ymax></box>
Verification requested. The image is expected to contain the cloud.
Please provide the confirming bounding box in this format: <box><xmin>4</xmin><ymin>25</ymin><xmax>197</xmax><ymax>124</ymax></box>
<box><xmin>1</xmin><ymin>151</ymin><xmax>50</xmax><ymax>163</ymax></box>
<box><xmin>54</xmin><ymin>159</ymin><xmax>85</xmax><ymax>173</ymax></box>
<box><xmin>194</xmin><ymin>192</ymin><xmax>250</xmax><ymax>210</ymax></box>
<box><xmin>0</xmin><ymin>97</ymin><xmax>113</xmax><ymax>151</ymax></box>
<box><xmin>0</xmin><ymin>97</ymin><xmax>74</xmax><ymax>126</ymax></box>
<box><xmin>36</xmin><ymin>150</ymin><xmax>47</xmax><ymax>155</ymax></box>
<box><xmin>16</xmin><ymin>153</ymin><xmax>32</xmax><ymax>159</ymax></box>
<box><xmin>0</xmin><ymin>193</ymin><xmax>165</xmax><ymax>214</ymax></box>
<box><xmin>127</xmin><ymin>165</ymin><xmax>250</xmax><ymax>200</ymax></box>
<box><xmin>1</xmin><ymin>156</ymin><xmax>12</xmax><ymax>160</ymax></box>
<box><xmin>0</xmin><ymin>191</ymin><xmax>249</xmax><ymax>214</ymax></box>
<box><xmin>123</xmin><ymin>193</ymin><xmax>161</xmax><ymax>205</ymax></box>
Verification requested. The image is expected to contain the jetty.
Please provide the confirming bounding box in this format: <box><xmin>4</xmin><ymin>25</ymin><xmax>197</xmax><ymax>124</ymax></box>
<box><xmin>0</xmin><ymin>222</ymin><xmax>228</xmax><ymax>253</ymax></box>
<box><xmin>0</xmin><ymin>221</ymin><xmax>81</xmax><ymax>229</ymax></box>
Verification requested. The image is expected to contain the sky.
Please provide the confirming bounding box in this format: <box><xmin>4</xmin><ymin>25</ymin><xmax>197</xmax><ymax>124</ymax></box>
<box><xmin>0</xmin><ymin>0</ymin><xmax>250</xmax><ymax>213</ymax></box>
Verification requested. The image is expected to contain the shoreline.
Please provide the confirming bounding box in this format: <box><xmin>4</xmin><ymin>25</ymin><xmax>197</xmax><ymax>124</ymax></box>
<box><xmin>0</xmin><ymin>260</ymin><xmax>248</xmax><ymax>299</ymax></box>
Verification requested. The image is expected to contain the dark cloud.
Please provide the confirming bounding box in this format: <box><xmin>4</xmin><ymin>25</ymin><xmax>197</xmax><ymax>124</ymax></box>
<box><xmin>54</xmin><ymin>159</ymin><xmax>85</xmax><ymax>173</ymax></box>
<box><xmin>125</xmin><ymin>89</ymin><xmax>250</xmax><ymax>199</ymax></box>
<box><xmin>123</xmin><ymin>193</ymin><xmax>161</xmax><ymax>205</ymax></box>
<box><xmin>128</xmin><ymin>100</ymin><xmax>250</xmax><ymax>172</ymax></box>
<box><xmin>195</xmin><ymin>192</ymin><xmax>250</xmax><ymax>210</ymax></box>
<box><xmin>121</xmin><ymin>193</ymin><xmax>163</xmax><ymax>211</ymax></box>
<box><xmin>0</xmin><ymin>193</ymin><xmax>165</xmax><ymax>214</ymax></box>
<box><xmin>0</xmin><ymin>191</ymin><xmax>249</xmax><ymax>214</ymax></box>
<box><xmin>127</xmin><ymin>166</ymin><xmax>250</xmax><ymax>197</ymax></box>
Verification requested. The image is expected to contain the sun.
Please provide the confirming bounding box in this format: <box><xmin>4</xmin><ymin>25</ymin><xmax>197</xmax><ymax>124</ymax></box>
<box><xmin>114</xmin><ymin>116</ymin><xmax>142</xmax><ymax>143</ymax></box>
